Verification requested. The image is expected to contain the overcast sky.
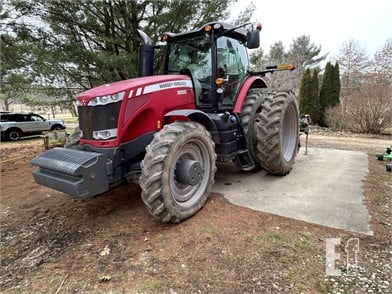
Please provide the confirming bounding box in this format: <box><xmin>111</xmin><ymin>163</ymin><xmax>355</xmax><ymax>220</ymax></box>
<box><xmin>230</xmin><ymin>0</ymin><xmax>392</xmax><ymax>60</ymax></box>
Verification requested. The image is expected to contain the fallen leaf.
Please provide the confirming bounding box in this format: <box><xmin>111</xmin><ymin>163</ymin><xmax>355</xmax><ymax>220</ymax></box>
<box><xmin>99</xmin><ymin>245</ymin><xmax>110</xmax><ymax>256</ymax></box>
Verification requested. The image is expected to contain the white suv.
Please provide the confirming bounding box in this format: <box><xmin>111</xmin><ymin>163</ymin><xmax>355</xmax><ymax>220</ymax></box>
<box><xmin>0</xmin><ymin>112</ymin><xmax>66</xmax><ymax>141</ymax></box>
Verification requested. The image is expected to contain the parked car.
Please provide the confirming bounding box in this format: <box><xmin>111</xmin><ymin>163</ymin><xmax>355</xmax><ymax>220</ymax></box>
<box><xmin>0</xmin><ymin>112</ymin><xmax>66</xmax><ymax>141</ymax></box>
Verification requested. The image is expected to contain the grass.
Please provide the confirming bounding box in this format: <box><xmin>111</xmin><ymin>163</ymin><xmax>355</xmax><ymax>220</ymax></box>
<box><xmin>295</xmin><ymin>232</ymin><xmax>311</xmax><ymax>251</ymax></box>
<box><xmin>266</xmin><ymin>232</ymin><xmax>288</xmax><ymax>249</ymax></box>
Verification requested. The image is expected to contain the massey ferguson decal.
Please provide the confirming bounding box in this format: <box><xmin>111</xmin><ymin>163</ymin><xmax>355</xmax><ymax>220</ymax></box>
<box><xmin>128</xmin><ymin>79</ymin><xmax>193</xmax><ymax>98</ymax></box>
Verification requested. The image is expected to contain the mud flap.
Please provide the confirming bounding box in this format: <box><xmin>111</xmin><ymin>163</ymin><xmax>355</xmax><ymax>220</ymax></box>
<box><xmin>31</xmin><ymin>147</ymin><xmax>111</xmax><ymax>199</ymax></box>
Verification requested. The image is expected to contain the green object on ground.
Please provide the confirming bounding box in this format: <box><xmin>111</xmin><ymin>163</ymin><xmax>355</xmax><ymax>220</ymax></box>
<box><xmin>376</xmin><ymin>146</ymin><xmax>392</xmax><ymax>161</ymax></box>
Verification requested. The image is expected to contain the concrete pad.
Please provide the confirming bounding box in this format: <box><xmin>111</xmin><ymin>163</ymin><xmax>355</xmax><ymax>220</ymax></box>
<box><xmin>212</xmin><ymin>147</ymin><xmax>373</xmax><ymax>235</ymax></box>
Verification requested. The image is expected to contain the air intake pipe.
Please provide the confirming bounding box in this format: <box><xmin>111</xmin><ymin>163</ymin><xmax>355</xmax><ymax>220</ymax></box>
<box><xmin>137</xmin><ymin>29</ymin><xmax>154</xmax><ymax>77</ymax></box>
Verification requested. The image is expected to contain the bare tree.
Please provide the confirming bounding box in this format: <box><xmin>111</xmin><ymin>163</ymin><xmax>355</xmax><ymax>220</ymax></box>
<box><xmin>345</xmin><ymin>84</ymin><xmax>391</xmax><ymax>133</ymax></box>
<box><xmin>325</xmin><ymin>39</ymin><xmax>391</xmax><ymax>134</ymax></box>
<box><xmin>334</xmin><ymin>39</ymin><xmax>369</xmax><ymax>96</ymax></box>
<box><xmin>369</xmin><ymin>39</ymin><xmax>392</xmax><ymax>85</ymax></box>
<box><xmin>326</xmin><ymin>83</ymin><xmax>391</xmax><ymax>134</ymax></box>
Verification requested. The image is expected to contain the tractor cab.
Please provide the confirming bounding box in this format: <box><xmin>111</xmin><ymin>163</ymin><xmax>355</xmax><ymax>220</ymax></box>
<box><xmin>139</xmin><ymin>22</ymin><xmax>261</xmax><ymax>112</ymax></box>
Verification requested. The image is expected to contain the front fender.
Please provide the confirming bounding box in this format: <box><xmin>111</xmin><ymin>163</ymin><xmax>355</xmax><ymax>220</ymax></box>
<box><xmin>233</xmin><ymin>76</ymin><xmax>267</xmax><ymax>113</ymax></box>
<box><xmin>164</xmin><ymin>109</ymin><xmax>219</xmax><ymax>142</ymax></box>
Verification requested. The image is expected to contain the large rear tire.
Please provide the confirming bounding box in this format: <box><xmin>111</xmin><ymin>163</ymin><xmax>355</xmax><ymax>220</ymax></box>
<box><xmin>256</xmin><ymin>90</ymin><xmax>299</xmax><ymax>175</ymax></box>
<box><xmin>140</xmin><ymin>121</ymin><xmax>217</xmax><ymax>223</ymax></box>
<box><xmin>239</xmin><ymin>88</ymin><xmax>268</xmax><ymax>171</ymax></box>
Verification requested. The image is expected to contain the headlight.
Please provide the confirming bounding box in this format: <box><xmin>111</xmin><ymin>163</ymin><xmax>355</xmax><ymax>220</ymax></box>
<box><xmin>88</xmin><ymin>91</ymin><xmax>125</xmax><ymax>106</ymax></box>
<box><xmin>93</xmin><ymin>128</ymin><xmax>117</xmax><ymax>140</ymax></box>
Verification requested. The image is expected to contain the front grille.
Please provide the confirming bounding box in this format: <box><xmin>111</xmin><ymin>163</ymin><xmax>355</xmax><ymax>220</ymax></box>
<box><xmin>78</xmin><ymin>102</ymin><xmax>121</xmax><ymax>140</ymax></box>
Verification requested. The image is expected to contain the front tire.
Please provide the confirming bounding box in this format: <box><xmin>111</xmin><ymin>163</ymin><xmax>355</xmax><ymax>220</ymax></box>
<box><xmin>256</xmin><ymin>90</ymin><xmax>299</xmax><ymax>175</ymax></box>
<box><xmin>140</xmin><ymin>121</ymin><xmax>217</xmax><ymax>223</ymax></box>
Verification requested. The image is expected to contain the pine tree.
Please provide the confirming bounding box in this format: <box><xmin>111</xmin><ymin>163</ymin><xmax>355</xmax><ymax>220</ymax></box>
<box><xmin>285</xmin><ymin>35</ymin><xmax>326</xmax><ymax>90</ymax></box>
<box><xmin>319</xmin><ymin>62</ymin><xmax>341</xmax><ymax>126</ymax></box>
<box><xmin>298</xmin><ymin>68</ymin><xmax>321</xmax><ymax>123</ymax></box>
<box><xmin>311</xmin><ymin>69</ymin><xmax>320</xmax><ymax>124</ymax></box>
<box><xmin>298</xmin><ymin>68</ymin><xmax>312</xmax><ymax>115</ymax></box>
<box><xmin>332</xmin><ymin>62</ymin><xmax>341</xmax><ymax>106</ymax></box>
<box><xmin>250</xmin><ymin>35</ymin><xmax>327</xmax><ymax>91</ymax></box>
<box><xmin>319</xmin><ymin>62</ymin><xmax>333</xmax><ymax>126</ymax></box>
<box><xmin>9</xmin><ymin>0</ymin><xmax>236</xmax><ymax>89</ymax></box>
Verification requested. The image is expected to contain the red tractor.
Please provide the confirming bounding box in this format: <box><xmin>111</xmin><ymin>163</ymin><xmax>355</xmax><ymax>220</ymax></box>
<box><xmin>32</xmin><ymin>22</ymin><xmax>299</xmax><ymax>223</ymax></box>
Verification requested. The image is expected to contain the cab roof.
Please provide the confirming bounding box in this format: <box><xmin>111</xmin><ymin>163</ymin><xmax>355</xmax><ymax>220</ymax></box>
<box><xmin>163</xmin><ymin>22</ymin><xmax>248</xmax><ymax>43</ymax></box>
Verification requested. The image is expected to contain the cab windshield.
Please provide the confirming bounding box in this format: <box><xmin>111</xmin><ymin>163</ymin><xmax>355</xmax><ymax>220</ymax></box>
<box><xmin>167</xmin><ymin>35</ymin><xmax>212</xmax><ymax>80</ymax></box>
<box><xmin>166</xmin><ymin>35</ymin><xmax>212</xmax><ymax>104</ymax></box>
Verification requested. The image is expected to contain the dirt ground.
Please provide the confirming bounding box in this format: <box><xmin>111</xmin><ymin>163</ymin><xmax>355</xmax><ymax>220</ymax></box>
<box><xmin>0</xmin><ymin>131</ymin><xmax>391</xmax><ymax>293</ymax></box>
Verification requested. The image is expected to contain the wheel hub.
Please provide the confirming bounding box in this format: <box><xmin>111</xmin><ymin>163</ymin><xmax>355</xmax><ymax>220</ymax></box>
<box><xmin>175</xmin><ymin>159</ymin><xmax>203</xmax><ymax>186</ymax></box>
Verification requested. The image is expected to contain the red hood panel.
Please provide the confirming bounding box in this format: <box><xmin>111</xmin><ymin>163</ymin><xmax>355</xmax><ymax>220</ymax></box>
<box><xmin>77</xmin><ymin>75</ymin><xmax>191</xmax><ymax>100</ymax></box>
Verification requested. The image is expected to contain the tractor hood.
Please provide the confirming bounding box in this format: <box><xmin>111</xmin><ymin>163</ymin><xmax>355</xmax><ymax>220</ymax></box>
<box><xmin>77</xmin><ymin>75</ymin><xmax>192</xmax><ymax>106</ymax></box>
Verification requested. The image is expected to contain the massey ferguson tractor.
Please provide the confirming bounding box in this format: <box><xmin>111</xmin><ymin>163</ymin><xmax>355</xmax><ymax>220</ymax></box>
<box><xmin>32</xmin><ymin>22</ymin><xmax>299</xmax><ymax>223</ymax></box>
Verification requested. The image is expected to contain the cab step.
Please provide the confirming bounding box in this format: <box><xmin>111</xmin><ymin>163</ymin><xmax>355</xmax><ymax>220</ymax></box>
<box><xmin>234</xmin><ymin>149</ymin><xmax>255</xmax><ymax>171</ymax></box>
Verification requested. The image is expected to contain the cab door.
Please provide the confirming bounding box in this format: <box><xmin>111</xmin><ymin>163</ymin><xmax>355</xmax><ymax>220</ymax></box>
<box><xmin>217</xmin><ymin>36</ymin><xmax>249</xmax><ymax>107</ymax></box>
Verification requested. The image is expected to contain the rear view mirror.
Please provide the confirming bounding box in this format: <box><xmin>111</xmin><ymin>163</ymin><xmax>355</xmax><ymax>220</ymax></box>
<box><xmin>247</xmin><ymin>22</ymin><xmax>262</xmax><ymax>49</ymax></box>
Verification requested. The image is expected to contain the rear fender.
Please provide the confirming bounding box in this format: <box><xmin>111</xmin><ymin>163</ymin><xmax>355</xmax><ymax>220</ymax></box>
<box><xmin>164</xmin><ymin>109</ymin><xmax>219</xmax><ymax>142</ymax></box>
<box><xmin>233</xmin><ymin>76</ymin><xmax>267</xmax><ymax>113</ymax></box>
